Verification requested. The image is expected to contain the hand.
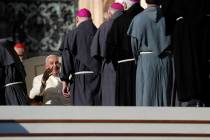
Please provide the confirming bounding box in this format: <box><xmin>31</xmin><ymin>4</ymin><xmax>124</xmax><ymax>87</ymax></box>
<box><xmin>42</xmin><ymin>67</ymin><xmax>53</xmax><ymax>84</ymax></box>
<box><xmin>62</xmin><ymin>81</ymin><xmax>71</xmax><ymax>97</ymax></box>
<box><xmin>30</xmin><ymin>96</ymin><xmax>43</xmax><ymax>105</ymax></box>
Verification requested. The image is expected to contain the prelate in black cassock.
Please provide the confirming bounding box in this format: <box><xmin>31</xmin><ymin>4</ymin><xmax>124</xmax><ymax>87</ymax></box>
<box><xmin>60</xmin><ymin>20</ymin><xmax>101</xmax><ymax>105</ymax></box>
<box><xmin>91</xmin><ymin>11</ymin><xmax>123</xmax><ymax>106</ymax></box>
<box><xmin>106</xmin><ymin>3</ymin><xmax>144</xmax><ymax>106</ymax></box>
<box><xmin>0</xmin><ymin>40</ymin><xmax>29</xmax><ymax>105</ymax></box>
<box><xmin>162</xmin><ymin>0</ymin><xmax>210</xmax><ymax>105</ymax></box>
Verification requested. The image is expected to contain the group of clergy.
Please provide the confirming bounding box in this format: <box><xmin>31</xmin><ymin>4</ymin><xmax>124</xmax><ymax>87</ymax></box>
<box><xmin>60</xmin><ymin>0</ymin><xmax>168</xmax><ymax>106</ymax></box>
<box><xmin>1</xmin><ymin>0</ymin><xmax>209</xmax><ymax>106</ymax></box>
<box><xmin>60</xmin><ymin>0</ymin><xmax>210</xmax><ymax>107</ymax></box>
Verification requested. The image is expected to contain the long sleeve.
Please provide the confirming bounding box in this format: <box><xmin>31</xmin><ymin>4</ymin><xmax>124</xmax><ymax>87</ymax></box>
<box><xmin>90</xmin><ymin>29</ymin><xmax>101</xmax><ymax>58</ymax></box>
<box><xmin>106</xmin><ymin>20</ymin><xmax>119</xmax><ymax>61</ymax></box>
<box><xmin>127</xmin><ymin>20</ymin><xmax>141</xmax><ymax>63</ymax></box>
<box><xmin>60</xmin><ymin>49</ymin><xmax>74</xmax><ymax>83</ymax></box>
<box><xmin>130</xmin><ymin>37</ymin><xmax>139</xmax><ymax>63</ymax></box>
<box><xmin>29</xmin><ymin>75</ymin><xmax>45</xmax><ymax>99</ymax></box>
<box><xmin>60</xmin><ymin>31</ymin><xmax>75</xmax><ymax>83</ymax></box>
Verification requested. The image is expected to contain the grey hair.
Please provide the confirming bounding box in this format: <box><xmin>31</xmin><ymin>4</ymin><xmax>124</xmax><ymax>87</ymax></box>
<box><xmin>45</xmin><ymin>54</ymin><xmax>59</xmax><ymax>64</ymax></box>
<box><xmin>108</xmin><ymin>7</ymin><xmax>123</xmax><ymax>15</ymax></box>
<box><xmin>123</xmin><ymin>0</ymin><xmax>137</xmax><ymax>9</ymax></box>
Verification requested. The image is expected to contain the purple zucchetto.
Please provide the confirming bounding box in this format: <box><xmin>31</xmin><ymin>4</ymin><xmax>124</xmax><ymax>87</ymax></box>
<box><xmin>111</xmin><ymin>2</ymin><xmax>124</xmax><ymax>10</ymax></box>
<box><xmin>76</xmin><ymin>8</ymin><xmax>91</xmax><ymax>17</ymax></box>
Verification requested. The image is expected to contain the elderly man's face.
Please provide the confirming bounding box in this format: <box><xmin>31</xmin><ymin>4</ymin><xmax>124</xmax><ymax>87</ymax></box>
<box><xmin>45</xmin><ymin>56</ymin><xmax>60</xmax><ymax>76</ymax></box>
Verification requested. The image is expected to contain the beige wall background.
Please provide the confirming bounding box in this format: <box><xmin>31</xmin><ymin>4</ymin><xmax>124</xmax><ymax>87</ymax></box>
<box><xmin>79</xmin><ymin>0</ymin><xmax>114</xmax><ymax>27</ymax></box>
<box><xmin>78</xmin><ymin>0</ymin><xmax>146</xmax><ymax>27</ymax></box>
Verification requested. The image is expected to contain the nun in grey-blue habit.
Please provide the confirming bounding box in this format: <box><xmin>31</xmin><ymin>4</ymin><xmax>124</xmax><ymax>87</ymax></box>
<box><xmin>127</xmin><ymin>5</ymin><xmax>173</xmax><ymax>106</ymax></box>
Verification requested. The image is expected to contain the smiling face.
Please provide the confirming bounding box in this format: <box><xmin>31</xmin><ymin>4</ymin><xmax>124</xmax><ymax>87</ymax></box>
<box><xmin>45</xmin><ymin>55</ymin><xmax>60</xmax><ymax>76</ymax></box>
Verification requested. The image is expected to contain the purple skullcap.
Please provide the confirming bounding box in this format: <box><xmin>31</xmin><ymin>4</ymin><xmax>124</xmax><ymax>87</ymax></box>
<box><xmin>111</xmin><ymin>2</ymin><xmax>124</xmax><ymax>10</ymax></box>
<box><xmin>76</xmin><ymin>8</ymin><xmax>91</xmax><ymax>17</ymax></box>
<box><xmin>130</xmin><ymin>0</ymin><xmax>140</xmax><ymax>3</ymax></box>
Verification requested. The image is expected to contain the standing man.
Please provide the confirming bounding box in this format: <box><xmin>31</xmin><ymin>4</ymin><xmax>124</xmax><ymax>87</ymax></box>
<box><xmin>127</xmin><ymin>0</ymin><xmax>173</xmax><ymax>106</ymax></box>
<box><xmin>0</xmin><ymin>18</ymin><xmax>29</xmax><ymax>105</ymax></box>
<box><xmin>161</xmin><ymin>0</ymin><xmax>210</xmax><ymax>106</ymax></box>
<box><xmin>91</xmin><ymin>2</ymin><xmax>124</xmax><ymax>106</ymax></box>
<box><xmin>14</xmin><ymin>42</ymin><xmax>27</xmax><ymax>62</ymax></box>
<box><xmin>106</xmin><ymin>0</ymin><xmax>144</xmax><ymax>106</ymax></box>
<box><xmin>60</xmin><ymin>8</ymin><xmax>100</xmax><ymax>106</ymax></box>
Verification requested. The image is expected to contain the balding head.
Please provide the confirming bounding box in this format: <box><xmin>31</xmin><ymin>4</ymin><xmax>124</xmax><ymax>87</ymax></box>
<box><xmin>122</xmin><ymin>0</ymin><xmax>140</xmax><ymax>10</ymax></box>
<box><xmin>45</xmin><ymin>55</ymin><xmax>60</xmax><ymax>76</ymax></box>
<box><xmin>14</xmin><ymin>43</ymin><xmax>27</xmax><ymax>61</ymax></box>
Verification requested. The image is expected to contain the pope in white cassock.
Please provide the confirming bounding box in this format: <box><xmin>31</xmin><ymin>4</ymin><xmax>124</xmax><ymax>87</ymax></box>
<box><xmin>29</xmin><ymin>55</ymin><xmax>71</xmax><ymax>105</ymax></box>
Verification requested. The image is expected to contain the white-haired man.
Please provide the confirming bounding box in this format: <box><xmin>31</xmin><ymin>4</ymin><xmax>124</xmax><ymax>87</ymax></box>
<box><xmin>29</xmin><ymin>55</ymin><xmax>71</xmax><ymax>105</ymax></box>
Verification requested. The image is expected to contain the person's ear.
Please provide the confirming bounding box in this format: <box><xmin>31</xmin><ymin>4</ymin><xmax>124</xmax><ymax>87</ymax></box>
<box><xmin>122</xmin><ymin>1</ymin><xmax>127</xmax><ymax>10</ymax></box>
<box><xmin>107</xmin><ymin>9</ymin><xmax>112</xmax><ymax>19</ymax></box>
<box><xmin>76</xmin><ymin>16</ymin><xmax>80</xmax><ymax>26</ymax></box>
<box><xmin>76</xmin><ymin>16</ymin><xmax>79</xmax><ymax>23</ymax></box>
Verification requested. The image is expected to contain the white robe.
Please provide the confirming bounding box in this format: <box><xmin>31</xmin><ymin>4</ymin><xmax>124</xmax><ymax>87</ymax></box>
<box><xmin>29</xmin><ymin>74</ymin><xmax>71</xmax><ymax>105</ymax></box>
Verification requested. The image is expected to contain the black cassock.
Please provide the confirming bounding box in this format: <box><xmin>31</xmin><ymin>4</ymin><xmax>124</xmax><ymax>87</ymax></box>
<box><xmin>91</xmin><ymin>11</ymin><xmax>123</xmax><ymax>106</ymax></box>
<box><xmin>162</xmin><ymin>0</ymin><xmax>210</xmax><ymax>106</ymax></box>
<box><xmin>106</xmin><ymin>3</ymin><xmax>143</xmax><ymax>106</ymax></box>
<box><xmin>60</xmin><ymin>20</ymin><xmax>101</xmax><ymax>106</ymax></box>
<box><xmin>0</xmin><ymin>40</ymin><xmax>29</xmax><ymax>105</ymax></box>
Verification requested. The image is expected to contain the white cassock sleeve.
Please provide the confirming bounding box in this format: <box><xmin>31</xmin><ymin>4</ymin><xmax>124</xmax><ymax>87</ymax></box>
<box><xmin>29</xmin><ymin>75</ymin><xmax>45</xmax><ymax>99</ymax></box>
